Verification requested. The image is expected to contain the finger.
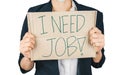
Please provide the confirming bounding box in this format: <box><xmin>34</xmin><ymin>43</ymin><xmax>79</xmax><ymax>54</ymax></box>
<box><xmin>24</xmin><ymin>42</ymin><xmax>35</xmax><ymax>49</ymax></box>
<box><xmin>20</xmin><ymin>46</ymin><xmax>32</xmax><ymax>52</ymax></box>
<box><xmin>89</xmin><ymin>33</ymin><xmax>98</xmax><ymax>45</ymax></box>
<box><xmin>93</xmin><ymin>40</ymin><xmax>104</xmax><ymax>47</ymax></box>
<box><xmin>23</xmin><ymin>32</ymin><xmax>29</xmax><ymax>39</ymax></box>
<box><xmin>23</xmin><ymin>37</ymin><xmax>35</xmax><ymax>45</ymax></box>
<box><xmin>90</xmin><ymin>36</ymin><xmax>104</xmax><ymax>45</ymax></box>
<box><xmin>92</xmin><ymin>42</ymin><xmax>101</xmax><ymax>47</ymax></box>
<box><xmin>90</xmin><ymin>32</ymin><xmax>104</xmax><ymax>41</ymax></box>
<box><xmin>30</xmin><ymin>38</ymin><xmax>35</xmax><ymax>45</ymax></box>
<box><xmin>89</xmin><ymin>27</ymin><xmax>102</xmax><ymax>35</ymax></box>
<box><xmin>91</xmin><ymin>34</ymin><xmax>104</xmax><ymax>42</ymax></box>
<box><xmin>20</xmin><ymin>39</ymin><xmax>35</xmax><ymax>52</ymax></box>
<box><xmin>29</xmin><ymin>33</ymin><xmax>35</xmax><ymax>40</ymax></box>
<box><xmin>94</xmin><ymin>46</ymin><xmax>102</xmax><ymax>52</ymax></box>
<box><xmin>24</xmin><ymin>38</ymin><xmax>32</xmax><ymax>43</ymax></box>
<box><xmin>93</xmin><ymin>27</ymin><xmax>102</xmax><ymax>34</ymax></box>
<box><xmin>89</xmin><ymin>27</ymin><xmax>95</xmax><ymax>35</ymax></box>
<box><xmin>93</xmin><ymin>42</ymin><xmax>104</xmax><ymax>52</ymax></box>
<box><xmin>91</xmin><ymin>39</ymin><xmax>101</xmax><ymax>44</ymax></box>
<box><xmin>90</xmin><ymin>34</ymin><xmax>98</xmax><ymax>40</ymax></box>
<box><xmin>23</xmin><ymin>32</ymin><xmax>35</xmax><ymax>40</ymax></box>
<box><xmin>20</xmin><ymin>47</ymin><xmax>32</xmax><ymax>57</ymax></box>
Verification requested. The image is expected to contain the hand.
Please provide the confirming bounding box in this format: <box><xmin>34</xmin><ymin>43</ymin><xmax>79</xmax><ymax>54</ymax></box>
<box><xmin>20</xmin><ymin>32</ymin><xmax>35</xmax><ymax>59</ymax></box>
<box><xmin>89</xmin><ymin>27</ymin><xmax>105</xmax><ymax>52</ymax></box>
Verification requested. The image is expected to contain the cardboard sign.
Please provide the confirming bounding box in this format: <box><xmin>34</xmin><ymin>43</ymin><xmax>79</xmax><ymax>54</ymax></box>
<box><xmin>27</xmin><ymin>11</ymin><xmax>97</xmax><ymax>61</ymax></box>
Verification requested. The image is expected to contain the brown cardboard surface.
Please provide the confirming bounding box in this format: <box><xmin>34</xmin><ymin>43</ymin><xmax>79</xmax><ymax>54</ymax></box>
<box><xmin>27</xmin><ymin>11</ymin><xmax>97</xmax><ymax>61</ymax></box>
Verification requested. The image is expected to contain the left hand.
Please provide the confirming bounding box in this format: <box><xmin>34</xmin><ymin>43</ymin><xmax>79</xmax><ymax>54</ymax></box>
<box><xmin>88</xmin><ymin>27</ymin><xmax>105</xmax><ymax>52</ymax></box>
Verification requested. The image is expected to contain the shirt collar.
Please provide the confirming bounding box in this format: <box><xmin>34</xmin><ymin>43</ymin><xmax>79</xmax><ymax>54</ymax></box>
<box><xmin>70</xmin><ymin>0</ymin><xmax>77</xmax><ymax>11</ymax></box>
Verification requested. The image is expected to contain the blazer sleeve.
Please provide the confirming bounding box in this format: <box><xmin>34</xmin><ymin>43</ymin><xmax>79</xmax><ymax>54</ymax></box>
<box><xmin>91</xmin><ymin>11</ymin><xmax>106</xmax><ymax>68</ymax></box>
<box><xmin>18</xmin><ymin>8</ymin><xmax>32</xmax><ymax>73</ymax></box>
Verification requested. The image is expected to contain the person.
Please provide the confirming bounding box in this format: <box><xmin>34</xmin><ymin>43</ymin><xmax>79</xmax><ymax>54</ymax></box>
<box><xmin>18</xmin><ymin>0</ymin><xmax>105</xmax><ymax>75</ymax></box>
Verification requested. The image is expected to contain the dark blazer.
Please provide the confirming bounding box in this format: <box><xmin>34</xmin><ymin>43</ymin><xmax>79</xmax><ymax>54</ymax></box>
<box><xmin>18</xmin><ymin>0</ymin><xmax>105</xmax><ymax>75</ymax></box>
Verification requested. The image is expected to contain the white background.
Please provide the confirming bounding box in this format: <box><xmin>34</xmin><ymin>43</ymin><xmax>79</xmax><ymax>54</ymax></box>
<box><xmin>0</xmin><ymin>0</ymin><xmax>120</xmax><ymax>75</ymax></box>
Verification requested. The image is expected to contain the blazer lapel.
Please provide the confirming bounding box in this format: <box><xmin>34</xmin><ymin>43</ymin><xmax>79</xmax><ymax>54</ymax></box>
<box><xmin>73</xmin><ymin>0</ymin><xmax>83</xmax><ymax>11</ymax></box>
<box><xmin>39</xmin><ymin>1</ymin><xmax>52</xmax><ymax>12</ymax></box>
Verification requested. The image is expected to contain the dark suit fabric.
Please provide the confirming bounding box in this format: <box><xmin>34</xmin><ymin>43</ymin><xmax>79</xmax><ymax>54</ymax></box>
<box><xmin>18</xmin><ymin>0</ymin><xmax>105</xmax><ymax>75</ymax></box>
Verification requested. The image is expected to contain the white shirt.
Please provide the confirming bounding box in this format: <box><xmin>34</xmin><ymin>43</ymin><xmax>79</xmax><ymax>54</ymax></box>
<box><xmin>58</xmin><ymin>1</ymin><xmax>78</xmax><ymax>75</ymax></box>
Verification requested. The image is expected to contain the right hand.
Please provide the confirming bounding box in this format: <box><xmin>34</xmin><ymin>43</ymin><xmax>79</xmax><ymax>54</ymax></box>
<box><xmin>20</xmin><ymin>32</ymin><xmax>35</xmax><ymax>59</ymax></box>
